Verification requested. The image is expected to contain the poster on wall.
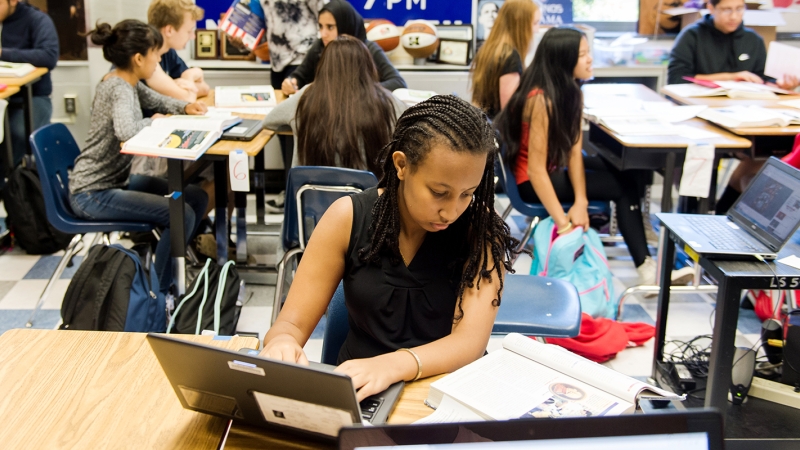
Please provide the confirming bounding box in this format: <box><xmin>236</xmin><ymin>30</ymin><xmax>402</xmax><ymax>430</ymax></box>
<box><xmin>476</xmin><ymin>0</ymin><xmax>501</xmax><ymax>49</ymax></box>
<box><xmin>539</xmin><ymin>0</ymin><xmax>572</xmax><ymax>26</ymax></box>
<box><xmin>354</xmin><ymin>0</ymin><xmax>472</xmax><ymax>26</ymax></box>
<box><xmin>28</xmin><ymin>0</ymin><xmax>88</xmax><ymax>60</ymax></box>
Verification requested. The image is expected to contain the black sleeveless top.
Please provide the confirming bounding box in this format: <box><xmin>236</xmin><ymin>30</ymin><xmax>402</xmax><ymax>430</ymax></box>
<box><xmin>338</xmin><ymin>187</ymin><xmax>465</xmax><ymax>364</ymax></box>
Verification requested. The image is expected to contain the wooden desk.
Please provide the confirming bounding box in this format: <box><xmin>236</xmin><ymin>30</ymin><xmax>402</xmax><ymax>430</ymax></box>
<box><xmin>582</xmin><ymin>84</ymin><xmax>752</xmax><ymax>212</ymax></box>
<box><xmin>0</xmin><ymin>85</ymin><xmax>20</xmax><ymax>99</ymax></box>
<box><xmin>0</xmin><ymin>329</ymin><xmax>259</xmax><ymax>450</ymax></box>
<box><xmin>661</xmin><ymin>85</ymin><xmax>800</xmax><ymax>151</ymax></box>
<box><xmin>224</xmin><ymin>375</ymin><xmax>444</xmax><ymax>449</ymax></box>
<box><xmin>0</xmin><ymin>67</ymin><xmax>48</xmax><ymax>152</ymax></box>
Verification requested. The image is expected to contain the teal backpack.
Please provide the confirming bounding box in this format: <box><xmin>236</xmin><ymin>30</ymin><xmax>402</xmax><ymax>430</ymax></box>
<box><xmin>530</xmin><ymin>217</ymin><xmax>617</xmax><ymax>319</ymax></box>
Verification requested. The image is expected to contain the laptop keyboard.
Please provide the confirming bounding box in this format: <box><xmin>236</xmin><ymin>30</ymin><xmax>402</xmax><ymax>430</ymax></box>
<box><xmin>685</xmin><ymin>217</ymin><xmax>761</xmax><ymax>251</ymax></box>
<box><xmin>360</xmin><ymin>397</ymin><xmax>384</xmax><ymax>422</ymax></box>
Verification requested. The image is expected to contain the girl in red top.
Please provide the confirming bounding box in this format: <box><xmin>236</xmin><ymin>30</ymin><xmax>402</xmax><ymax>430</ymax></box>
<box><xmin>495</xmin><ymin>27</ymin><xmax>692</xmax><ymax>286</ymax></box>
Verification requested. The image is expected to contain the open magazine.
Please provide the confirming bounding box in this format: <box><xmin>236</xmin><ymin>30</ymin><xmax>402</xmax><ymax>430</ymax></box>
<box><xmin>215</xmin><ymin>85</ymin><xmax>277</xmax><ymax>107</ymax></box>
<box><xmin>664</xmin><ymin>80</ymin><xmax>797</xmax><ymax>100</ymax></box>
<box><xmin>419</xmin><ymin>334</ymin><xmax>683</xmax><ymax>424</ymax></box>
<box><xmin>698</xmin><ymin>105</ymin><xmax>800</xmax><ymax>129</ymax></box>
<box><xmin>220</xmin><ymin>0</ymin><xmax>266</xmax><ymax>51</ymax></box>
<box><xmin>121</xmin><ymin>114</ymin><xmax>241</xmax><ymax>160</ymax></box>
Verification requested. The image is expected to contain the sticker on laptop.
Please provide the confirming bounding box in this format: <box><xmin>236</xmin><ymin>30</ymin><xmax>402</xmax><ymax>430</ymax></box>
<box><xmin>252</xmin><ymin>391</ymin><xmax>353</xmax><ymax>437</ymax></box>
<box><xmin>228</xmin><ymin>360</ymin><xmax>265</xmax><ymax>376</ymax></box>
<box><xmin>726</xmin><ymin>222</ymin><xmax>740</xmax><ymax>230</ymax></box>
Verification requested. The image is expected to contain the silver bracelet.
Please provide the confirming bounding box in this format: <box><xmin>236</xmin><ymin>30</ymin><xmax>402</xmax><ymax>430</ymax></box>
<box><xmin>397</xmin><ymin>348</ymin><xmax>422</xmax><ymax>381</ymax></box>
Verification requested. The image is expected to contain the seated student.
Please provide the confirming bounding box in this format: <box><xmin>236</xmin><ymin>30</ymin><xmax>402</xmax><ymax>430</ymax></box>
<box><xmin>262</xmin><ymin>96</ymin><xmax>518</xmax><ymax>400</ymax></box>
<box><xmin>280</xmin><ymin>0</ymin><xmax>406</xmax><ymax>95</ymax></box>
<box><xmin>470</xmin><ymin>0</ymin><xmax>540</xmax><ymax>119</ymax></box>
<box><xmin>69</xmin><ymin>20</ymin><xmax>208</xmax><ymax>294</ymax></box>
<box><xmin>263</xmin><ymin>35</ymin><xmax>406</xmax><ymax>177</ymax></box>
<box><xmin>145</xmin><ymin>0</ymin><xmax>209</xmax><ymax>102</ymax></box>
<box><xmin>495</xmin><ymin>27</ymin><xmax>693</xmax><ymax>287</ymax></box>
<box><xmin>0</xmin><ymin>0</ymin><xmax>58</xmax><ymax>168</ymax></box>
<box><xmin>668</xmin><ymin>0</ymin><xmax>799</xmax><ymax>214</ymax></box>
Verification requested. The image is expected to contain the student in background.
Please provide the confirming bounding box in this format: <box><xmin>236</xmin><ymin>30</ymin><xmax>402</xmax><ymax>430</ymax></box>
<box><xmin>471</xmin><ymin>0</ymin><xmax>540</xmax><ymax>119</ymax></box>
<box><xmin>263</xmin><ymin>36</ymin><xmax>406</xmax><ymax>178</ymax></box>
<box><xmin>69</xmin><ymin>20</ymin><xmax>208</xmax><ymax>295</ymax></box>
<box><xmin>667</xmin><ymin>0</ymin><xmax>799</xmax><ymax>213</ymax></box>
<box><xmin>146</xmin><ymin>0</ymin><xmax>209</xmax><ymax>102</ymax></box>
<box><xmin>263</xmin><ymin>0</ymin><xmax>323</xmax><ymax>91</ymax></box>
<box><xmin>0</xmin><ymin>0</ymin><xmax>58</xmax><ymax>168</ymax></box>
<box><xmin>281</xmin><ymin>0</ymin><xmax>406</xmax><ymax>95</ymax></box>
<box><xmin>262</xmin><ymin>96</ymin><xmax>518</xmax><ymax>400</ymax></box>
<box><xmin>496</xmin><ymin>27</ymin><xmax>693</xmax><ymax>287</ymax></box>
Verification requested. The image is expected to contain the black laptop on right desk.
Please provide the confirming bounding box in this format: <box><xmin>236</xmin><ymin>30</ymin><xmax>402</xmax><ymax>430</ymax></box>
<box><xmin>659</xmin><ymin>157</ymin><xmax>800</xmax><ymax>261</ymax></box>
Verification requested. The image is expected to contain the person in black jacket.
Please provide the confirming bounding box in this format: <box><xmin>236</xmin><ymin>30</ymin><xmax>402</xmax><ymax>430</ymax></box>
<box><xmin>280</xmin><ymin>0</ymin><xmax>406</xmax><ymax>95</ymax></box>
<box><xmin>0</xmin><ymin>0</ymin><xmax>58</xmax><ymax>168</ymax></box>
<box><xmin>668</xmin><ymin>0</ymin><xmax>799</xmax><ymax>214</ymax></box>
<box><xmin>668</xmin><ymin>0</ymin><xmax>797</xmax><ymax>88</ymax></box>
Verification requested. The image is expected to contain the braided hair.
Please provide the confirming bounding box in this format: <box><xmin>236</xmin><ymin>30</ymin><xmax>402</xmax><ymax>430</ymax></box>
<box><xmin>359</xmin><ymin>95</ymin><xmax>521</xmax><ymax>320</ymax></box>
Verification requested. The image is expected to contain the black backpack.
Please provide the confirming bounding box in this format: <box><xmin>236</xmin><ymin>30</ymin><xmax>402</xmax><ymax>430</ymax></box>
<box><xmin>2</xmin><ymin>158</ymin><xmax>74</xmax><ymax>254</ymax></box>
<box><xmin>168</xmin><ymin>258</ymin><xmax>242</xmax><ymax>335</ymax></box>
<box><xmin>60</xmin><ymin>244</ymin><xmax>167</xmax><ymax>332</ymax></box>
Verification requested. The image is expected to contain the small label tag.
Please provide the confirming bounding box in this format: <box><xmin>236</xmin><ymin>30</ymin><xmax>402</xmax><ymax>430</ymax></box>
<box><xmin>229</xmin><ymin>149</ymin><xmax>250</xmax><ymax>192</ymax></box>
<box><xmin>726</xmin><ymin>221</ymin><xmax>740</xmax><ymax>230</ymax></box>
<box><xmin>228</xmin><ymin>360</ymin><xmax>265</xmax><ymax>376</ymax></box>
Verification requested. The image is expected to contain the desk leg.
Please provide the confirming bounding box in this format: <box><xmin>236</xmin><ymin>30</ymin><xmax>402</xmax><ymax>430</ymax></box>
<box><xmin>255</xmin><ymin>151</ymin><xmax>265</xmax><ymax>226</ymax></box>
<box><xmin>661</xmin><ymin>152</ymin><xmax>676</xmax><ymax>214</ymax></box>
<box><xmin>168</xmin><ymin>159</ymin><xmax>187</xmax><ymax>295</ymax></box>
<box><xmin>22</xmin><ymin>84</ymin><xmax>33</xmax><ymax>153</ymax></box>
<box><xmin>214</xmin><ymin>160</ymin><xmax>229</xmax><ymax>265</ymax></box>
<box><xmin>3</xmin><ymin>111</ymin><xmax>13</xmax><ymax>180</ymax></box>
<box><xmin>235</xmin><ymin>191</ymin><xmax>247</xmax><ymax>263</ymax></box>
<box><xmin>705</xmin><ymin>276</ymin><xmax>742</xmax><ymax>410</ymax></box>
<box><xmin>652</xmin><ymin>229</ymin><xmax>675</xmax><ymax>379</ymax></box>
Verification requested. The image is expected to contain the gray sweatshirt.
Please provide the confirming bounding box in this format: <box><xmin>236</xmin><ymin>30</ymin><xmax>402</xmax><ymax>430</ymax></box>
<box><xmin>263</xmin><ymin>85</ymin><xmax>407</xmax><ymax>168</ymax></box>
<box><xmin>69</xmin><ymin>77</ymin><xmax>188</xmax><ymax>195</ymax></box>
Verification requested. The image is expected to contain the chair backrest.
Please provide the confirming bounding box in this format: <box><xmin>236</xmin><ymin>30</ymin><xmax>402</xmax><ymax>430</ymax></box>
<box><xmin>282</xmin><ymin>166</ymin><xmax>379</xmax><ymax>251</ymax></box>
<box><xmin>29</xmin><ymin>123</ymin><xmax>82</xmax><ymax>231</ymax></box>
<box><xmin>495</xmin><ymin>142</ymin><xmax>549</xmax><ymax>218</ymax></box>
<box><xmin>493</xmin><ymin>274</ymin><xmax>582</xmax><ymax>338</ymax></box>
<box><xmin>321</xmin><ymin>283</ymin><xmax>349</xmax><ymax>366</ymax></box>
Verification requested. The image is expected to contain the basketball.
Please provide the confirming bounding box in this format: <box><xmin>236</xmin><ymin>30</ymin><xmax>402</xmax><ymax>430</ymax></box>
<box><xmin>366</xmin><ymin>19</ymin><xmax>400</xmax><ymax>53</ymax></box>
<box><xmin>400</xmin><ymin>21</ymin><xmax>438</xmax><ymax>59</ymax></box>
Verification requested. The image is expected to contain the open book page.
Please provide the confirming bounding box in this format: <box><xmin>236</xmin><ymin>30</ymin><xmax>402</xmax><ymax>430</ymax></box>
<box><xmin>151</xmin><ymin>115</ymin><xmax>239</xmax><ymax>132</ymax></box>
<box><xmin>122</xmin><ymin>127</ymin><xmax>220</xmax><ymax>160</ymax></box>
<box><xmin>503</xmin><ymin>334</ymin><xmax>681</xmax><ymax>404</ymax></box>
<box><xmin>598</xmin><ymin>117</ymin><xmax>679</xmax><ymax>136</ymax></box>
<box><xmin>215</xmin><ymin>85</ymin><xmax>277</xmax><ymax>107</ymax></box>
<box><xmin>414</xmin><ymin>395</ymin><xmax>486</xmax><ymax>424</ymax></box>
<box><xmin>698</xmin><ymin>105</ymin><xmax>795</xmax><ymax>128</ymax></box>
<box><xmin>585</xmin><ymin>105</ymin><xmax>707</xmax><ymax>125</ymax></box>
<box><xmin>662</xmin><ymin>84</ymin><xmax>727</xmax><ymax>98</ymax></box>
<box><xmin>430</xmin><ymin>349</ymin><xmax>632</xmax><ymax>421</ymax></box>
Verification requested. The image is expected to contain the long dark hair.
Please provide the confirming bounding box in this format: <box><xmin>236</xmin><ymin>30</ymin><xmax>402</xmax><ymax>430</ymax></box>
<box><xmin>359</xmin><ymin>95</ymin><xmax>520</xmax><ymax>320</ymax></box>
<box><xmin>296</xmin><ymin>35</ymin><xmax>396</xmax><ymax>177</ymax></box>
<box><xmin>496</xmin><ymin>27</ymin><xmax>585</xmax><ymax>170</ymax></box>
<box><xmin>86</xmin><ymin>20</ymin><xmax>163</xmax><ymax>70</ymax></box>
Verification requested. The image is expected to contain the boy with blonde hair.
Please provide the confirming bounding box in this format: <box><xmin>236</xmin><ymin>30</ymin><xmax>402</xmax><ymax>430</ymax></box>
<box><xmin>146</xmin><ymin>0</ymin><xmax>209</xmax><ymax>102</ymax></box>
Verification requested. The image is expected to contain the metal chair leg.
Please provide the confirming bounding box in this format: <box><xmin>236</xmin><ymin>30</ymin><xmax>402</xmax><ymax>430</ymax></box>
<box><xmin>501</xmin><ymin>203</ymin><xmax>513</xmax><ymax>221</ymax></box>
<box><xmin>512</xmin><ymin>216</ymin><xmax>539</xmax><ymax>264</ymax></box>
<box><xmin>271</xmin><ymin>248</ymin><xmax>304</xmax><ymax>325</ymax></box>
<box><xmin>26</xmin><ymin>234</ymin><xmax>84</xmax><ymax>328</ymax></box>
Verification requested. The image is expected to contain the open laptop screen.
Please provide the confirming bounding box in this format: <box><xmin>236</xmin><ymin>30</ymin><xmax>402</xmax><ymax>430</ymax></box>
<box><xmin>732</xmin><ymin>159</ymin><xmax>800</xmax><ymax>246</ymax></box>
<box><xmin>353</xmin><ymin>432</ymin><xmax>709</xmax><ymax>450</ymax></box>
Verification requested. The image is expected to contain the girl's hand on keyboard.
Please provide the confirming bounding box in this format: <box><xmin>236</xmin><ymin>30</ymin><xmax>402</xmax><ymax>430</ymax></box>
<box><xmin>336</xmin><ymin>352</ymin><xmax>408</xmax><ymax>402</ymax></box>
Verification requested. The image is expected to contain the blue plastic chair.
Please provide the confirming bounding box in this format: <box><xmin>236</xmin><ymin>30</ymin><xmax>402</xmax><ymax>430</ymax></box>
<box><xmin>495</xmin><ymin>153</ymin><xmax>610</xmax><ymax>257</ymax></box>
<box><xmin>272</xmin><ymin>166</ymin><xmax>378</xmax><ymax>325</ymax></box>
<box><xmin>26</xmin><ymin>124</ymin><xmax>154</xmax><ymax>327</ymax></box>
<box><xmin>320</xmin><ymin>274</ymin><xmax>581</xmax><ymax>365</ymax></box>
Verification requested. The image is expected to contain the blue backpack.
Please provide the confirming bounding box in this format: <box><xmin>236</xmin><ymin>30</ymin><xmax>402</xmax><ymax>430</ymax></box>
<box><xmin>60</xmin><ymin>244</ymin><xmax>167</xmax><ymax>332</ymax></box>
<box><xmin>530</xmin><ymin>217</ymin><xmax>617</xmax><ymax>319</ymax></box>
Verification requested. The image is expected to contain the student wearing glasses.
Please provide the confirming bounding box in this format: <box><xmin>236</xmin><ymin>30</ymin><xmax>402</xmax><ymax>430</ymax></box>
<box><xmin>668</xmin><ymin>0</ymin><xmax>799</xmax><ymax>214</ymax></box>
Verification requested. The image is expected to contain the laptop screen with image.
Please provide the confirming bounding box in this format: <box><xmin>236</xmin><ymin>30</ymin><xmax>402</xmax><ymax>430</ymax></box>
<box><xmin>733</xmin><ymin>161</ymin><xmax>800</xmax><ymax>243</ymax></box>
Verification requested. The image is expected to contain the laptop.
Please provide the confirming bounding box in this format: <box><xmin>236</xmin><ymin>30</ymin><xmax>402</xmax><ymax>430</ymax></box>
<box><xmin>338</xmin><ymin>410</ymin><xmax>724</xmax><ymax>450</ymax></box>
<box><xmin>659</xmin><ymin>157</ymin><xmax>800</xmax><ymax>260</ymax></box>
<box><xmin>146</xmin><ymin>334</ymin><xmax>403</xmax><ymax>440</ymax></box>
<box><xmin>221</xmin><ymin>118</ymin><xmax>264</xmax><ymax>141</ymax></box>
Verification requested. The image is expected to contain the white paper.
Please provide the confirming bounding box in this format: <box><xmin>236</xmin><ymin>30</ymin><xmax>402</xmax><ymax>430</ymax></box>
<box><xmin>766</xmin><ymin>42</ymin><xmax>800</xmax><ymax>81</ymax></box>
<box><xmin>252</xmin><ymin>391</ymin><xmax>353</xmax><ymax>437</ymax></box>
<box><xmin>673</xmin><ymin>125</ymin><xmax>720</xmax><ymax>140</ymax></box>
<box><xmin>777</xmin><ymin>255</ymin><xmax>800</xmax><ymax>270</ymax></box>
<box><xmin>229</xmin><ymin>150</ymin><xmax>250</xmax><ymax>192</ymax></box>
<box><xmin>414</xmin><ymin>395</ymin><xmax>486</xmax><ymax>424</ymax></box>
<box><xmin>207</xmin><ymin>106</ymin><xmax>274</xmax><ymax>116</ymax></box>
<box><xmin>215</xmin><ymin>85</ymin><xmax>277</xmax><ymax>107</ymax></box>
<box><xmin>780</xmin><ymin>98</ymin><xmax>800</xmax><ymax>110</ymax></box>
<box><xmin>679</xmin><ymin>143</ymin><xmax>715</xmax><ymax>198</ymax></box>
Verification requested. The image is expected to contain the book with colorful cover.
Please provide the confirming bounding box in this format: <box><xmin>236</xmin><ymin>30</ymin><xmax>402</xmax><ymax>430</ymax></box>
<box><xmin>220</xmin><ymin>0</ymin><xmax>266</xmax><ymax>51</ymax></box>
<box><xmin>121</xmin><ymin>114</ymin><xmax>241</xmax><ymax>160</ymax></box>
<box><xmin>215</xmin><ymin>85</ymin><xmax>277</xmax><ymax>107</ymax></box>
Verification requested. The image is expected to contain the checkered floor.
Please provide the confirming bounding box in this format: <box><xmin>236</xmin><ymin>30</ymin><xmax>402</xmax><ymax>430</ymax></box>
<box><xmin>0</xmin><ymin>194</ymin><xmax>765</xmax><ymax>377</ymax></box>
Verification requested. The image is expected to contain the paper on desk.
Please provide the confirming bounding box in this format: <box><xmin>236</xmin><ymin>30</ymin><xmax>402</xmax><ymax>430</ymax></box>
<box><xmin>252</xmin><ymin>391</ymin><xmax>353</xmax><ymax>437</ymax></box>
<box><xmin>413</xmin><ymin>394</ymin><xmax>486</xmax><ymax>424</ymax></box>
<box><xmin>780</xmin><ymin>98</ymin><xmax>800</xmax><ymax>110</ymax></box>
<box><xmin>765</xmin><ymin>42</ymin><xmax>800</xmax><ymax>81</ymax></box>
<box><xmin>679</xmin><ymin>143</ymin><xmax>715</xmax><ymax>198</ymax></box>
<box><xmin>777</xmin><ymin>255</ymin><xmax>800</xmax><ymax>270</ymax></box>
<box><xmin>207</xmin><ymin>106</ymin><xmax>274</xmax><ymax>116</ymax></box>
<box><xmin>229</xmin><ymin>150</ymin><xmax>250</xmax><ymax>192</ymax></box>
<box><xmin>673</xmin><ymin>125</ymin><xmax>720</xmax><ymax>140</ymax></box>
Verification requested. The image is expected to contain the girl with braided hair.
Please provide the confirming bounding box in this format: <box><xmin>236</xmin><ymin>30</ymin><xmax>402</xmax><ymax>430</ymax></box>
<box><xmin>262</xmin><ymin>95</ymin><xmax>519</xmax><ymax>401</ymax></box>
